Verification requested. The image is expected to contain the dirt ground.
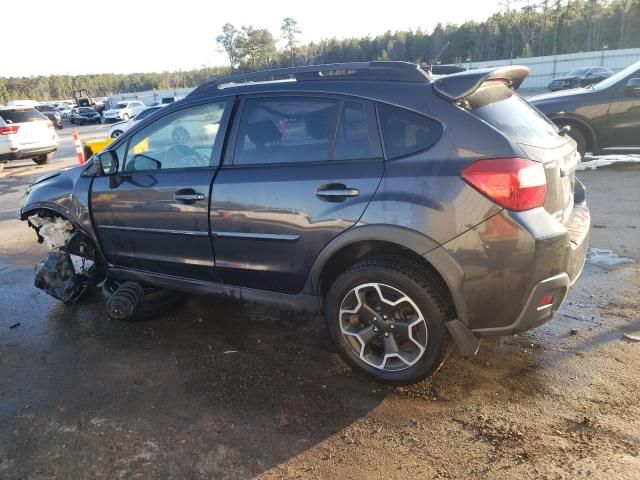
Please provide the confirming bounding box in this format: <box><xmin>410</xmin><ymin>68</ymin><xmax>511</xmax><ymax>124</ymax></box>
<box><xmin>0</xmin><ymin>157</ymin><xmax>639</xmax><ymax>479</ymax></box>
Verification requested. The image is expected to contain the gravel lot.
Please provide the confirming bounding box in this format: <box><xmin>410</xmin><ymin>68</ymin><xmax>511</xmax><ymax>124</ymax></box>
<box><xmin>1</xmin><ymin>132</ymin><xmax>639</xmax><ymax>479</ymax></box>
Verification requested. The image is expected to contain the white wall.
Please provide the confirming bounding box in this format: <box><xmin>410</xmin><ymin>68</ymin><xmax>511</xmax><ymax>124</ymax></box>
<box><xmin>108</xmin><ymin>87</ymin><xmax>195</xmax><ymax>107</ymax></box>
<box><xmin>449</xmin><ymin>48</ymin><xmax>640</xmax><ymax>91</ymax></box>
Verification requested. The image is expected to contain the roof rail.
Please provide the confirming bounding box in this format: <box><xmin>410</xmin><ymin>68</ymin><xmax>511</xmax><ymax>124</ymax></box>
<box><xmin>189</xmin><ymin>61</ymin><xmax>431</xmax><ymax>96</ymax></box>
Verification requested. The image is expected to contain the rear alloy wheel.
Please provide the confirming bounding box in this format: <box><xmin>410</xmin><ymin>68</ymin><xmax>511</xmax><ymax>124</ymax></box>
<box><xmin>325</xmin><ymin>257</ymin><xmax>449</xmax><ymax>384</ymax></box>
<box><xmin>33</xmin><ymin>153</ymin><xmax>53</xmax><ymax>165</ymax></box>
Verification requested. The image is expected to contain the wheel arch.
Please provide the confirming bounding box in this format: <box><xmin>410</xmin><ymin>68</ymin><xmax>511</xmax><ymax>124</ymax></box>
<box><xmin>304</xmin><ymin>225</ymin><xmax>459</xmax><ymax>320</ymax></box>
<box><xmin>548</xmin><ymin>114</ymin><xmax>598</xmax><ymax>152</ymax></box>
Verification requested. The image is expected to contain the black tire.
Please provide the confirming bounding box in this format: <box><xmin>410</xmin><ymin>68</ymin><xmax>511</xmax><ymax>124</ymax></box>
<box><xmin>566</xmin><ymin>125</ymin><xmax>587</xmax><ymax>159</ymax></box>
<box><xmin>33</xmin><ymin>153</ymin><xmax>53</xmax><ymax>165</ymax></box>
<box><xmin>325</xmin><ymin>256</ymin><xmax>450</xmax><ymax>385</ymax></box>
<box><xmin>95</xmin><ymin>118</ymin><xmax>101</xmax><ymax>124</ymax></box>
<box><xmin>101</xmin><ymin>279</ymin><xmax>188</xmax><ymax>321</ymax></box>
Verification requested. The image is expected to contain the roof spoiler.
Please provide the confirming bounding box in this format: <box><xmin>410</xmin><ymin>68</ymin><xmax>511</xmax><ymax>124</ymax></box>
<box><xmin>433</xmin><ymin>65</ymin><xmax>529</xmax><ymax>101</ymax></box>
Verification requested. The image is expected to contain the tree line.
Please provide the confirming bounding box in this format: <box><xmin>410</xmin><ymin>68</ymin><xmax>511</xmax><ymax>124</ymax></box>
<box><xmin>2</xmin><ymin>0</ymin><xmax>639</xmax><ymax>104</ymax></box>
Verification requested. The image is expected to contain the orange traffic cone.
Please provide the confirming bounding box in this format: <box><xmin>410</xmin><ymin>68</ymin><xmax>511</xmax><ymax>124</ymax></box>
<box><xmin>72</xmin><ymin>129</ymin><xmax>85</xmax><ymax>165</ymax></box>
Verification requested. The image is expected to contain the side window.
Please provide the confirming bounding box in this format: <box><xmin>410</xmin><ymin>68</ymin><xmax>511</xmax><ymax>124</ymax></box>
<box><xmin>235</xmin><ymin>97</ymin><xmax>338</xmax><ymax>165</ymax></box>
<box><xmin>124</xmin><ymin>101</ymin><xmax>228</xmax><ymax>172</ymax></box>
<box><xmin>333</xmin><ymin>101</ymin><xmax>382</xmax><ymax>161</ymax></box>
<box><xmin>377</xmin><ymin>103</ymin><xmax>442</xmax><ymax>159</ymax></box>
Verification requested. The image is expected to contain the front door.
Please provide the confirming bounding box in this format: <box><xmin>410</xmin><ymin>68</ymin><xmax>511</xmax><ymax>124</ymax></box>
<box><xmin>602</xmin><ymin>67</ymin><xmax>640</xmax><ymax>148</ymax></box>
<box><xmin>91</xmin><ymin>99</ymin><xmax>232</xmax><ymax>281</ymax></box>
<box><xmin>210</xmin><ymin>95</ymin><xmax>384</xmax><ymax>294</ymax></box>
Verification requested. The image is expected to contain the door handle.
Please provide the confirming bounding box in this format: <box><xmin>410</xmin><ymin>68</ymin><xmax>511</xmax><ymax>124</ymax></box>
<box><xmin>174</xmin><ymin>191</ymin><xmax>205</xmax><ymax>202</ymax></box>
<box><xmin>315</xmin><ymin>184</ymin><xmax>359</xmax><ymax>201</ymax></box>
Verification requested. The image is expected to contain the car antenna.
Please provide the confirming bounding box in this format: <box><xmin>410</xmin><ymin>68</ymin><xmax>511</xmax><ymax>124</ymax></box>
<box><xmin>426</xmin><ymin>41</ymin><xmax>451</xmax><ymax>74</ymax></box>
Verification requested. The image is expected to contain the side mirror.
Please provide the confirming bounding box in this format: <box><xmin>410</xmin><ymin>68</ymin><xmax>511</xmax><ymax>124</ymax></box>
<box><xmin>625</xmin><ymin>78</ymin><xmax>640</xmax><ymax>93</ymax></box>
<box><xmin>96</xmin><ymin>150</ymin><xmax>118</xmax><ymax>176</ymax></box>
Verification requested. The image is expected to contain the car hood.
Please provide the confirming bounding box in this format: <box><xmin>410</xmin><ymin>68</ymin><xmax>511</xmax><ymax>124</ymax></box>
<box><xmin>529</xmin><ymin>87</ymin><xmax>593</xmax><ymax>103</ymax></box>
<box><xmin>552</xmin><ymin>75</ymin><xmax>581</xmax><ymax>82</ymax></box>
<box><xmin>110</xmin><ymin>120</ymin><xmax>128</xmax><ymax>128</ymax></box>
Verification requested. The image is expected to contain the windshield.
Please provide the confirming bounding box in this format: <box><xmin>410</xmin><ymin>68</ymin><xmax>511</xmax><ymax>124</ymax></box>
<box><xmin>114</xmin><ymin>103</ymin><xmax>128</xmax><ymax>109</ymax></box>
<box><xmin>567</xmin><ymin>68</ymin><xmax>589</xmax><ymax>76</ymax></box>
<box><xmin>79</xmin><ymin>108</ymin><xmax>93</xmax><ymax>113</ymax></box>
<box><xmin>593</xmin><ymin>60</ymin><xmax>640</xmax><ymax>90</ymax></box>
<box><xmin>36</xmin><ymin>105</ymin><xmax>55</xmax><ymax>112</ymax></box>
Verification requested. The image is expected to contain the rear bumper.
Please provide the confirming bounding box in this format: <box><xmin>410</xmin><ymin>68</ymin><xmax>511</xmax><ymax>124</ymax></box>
<box><xmin>473</xmin><ymin>273</ymin><xmax>570</xmax><ymax>337</ymax></box>
<box><xmin>427</xmin><ymin>183</ymin><xmax>590</xmax><ymax>338</ymax></box>
<box><xmin>0</xmin><ymin>145</ymin><xmax>57</xmax><ymax>161</ymax></box>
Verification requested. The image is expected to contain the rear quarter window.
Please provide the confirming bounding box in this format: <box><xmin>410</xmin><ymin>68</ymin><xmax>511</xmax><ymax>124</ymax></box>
<box><xmin>377</xmin><ymin>104</ymin><xmax>442</xmax><ymax>159</ymax></box>
<box><xmin>0</xmin><ymin>109</ymin><xmax>47</xmax><ymax>124</ymax></box>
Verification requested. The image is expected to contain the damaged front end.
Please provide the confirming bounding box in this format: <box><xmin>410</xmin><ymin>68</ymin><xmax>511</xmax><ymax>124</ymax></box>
<box><xmin>28</xmin><ymin>214</ymin><xmax>105</xmax><ymax>304</ymax></box>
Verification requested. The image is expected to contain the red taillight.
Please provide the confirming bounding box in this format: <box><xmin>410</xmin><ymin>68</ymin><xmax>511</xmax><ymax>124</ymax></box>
<box><xmin>0</xmin><ymin>125</ymin><xmax>19</xmax><ymax>135</ymax></box>
<box><xmin>537</xmin><ymin>294</ymin><xmax>555</xmax><ymax>309</ymax></box>
<box><xmin>461</xmin><ymin>158</ymin><xmax>547</xmax><ymax>211</ymax></box>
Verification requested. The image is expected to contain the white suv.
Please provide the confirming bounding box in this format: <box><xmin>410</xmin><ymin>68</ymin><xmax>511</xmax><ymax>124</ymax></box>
<box><xmin>103</xmin><ymin>100</ymin><xmax>146</xmax><ymax>123</ymax></box>
<box><xmin>0</xmin><ymin>107</ymin><xmax>59</xmax><ymax>171</ymax></box>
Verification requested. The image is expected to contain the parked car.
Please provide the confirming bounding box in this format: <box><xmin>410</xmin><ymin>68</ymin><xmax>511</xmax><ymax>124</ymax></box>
<box><xmin>72</xmin><ymin>107</ymin><xmax>101</xmax><ymax>125</ymax></box>
<box><xmin>102</xmin><ymin>100</ymin><xmax>146</xmax><ymax>123</ymax></box>
<box><xmin>56</xmin><ymin>104</ymin><xmax>73</xmax><ymax>119</ymax></box>
<box><xmin>0</xmin><ymin>106</ymin><xmax>58</xmax><ymax>170</ymax></box>
<box><xmin>548</xmin><ymin>67</ymin><xmax>613</xmax><ymax>91</ymax></box>
<box><xmin>532</xmin><ymin>60</ymin><xmax>640</xmax><ymax>158</ymax></box>
<box><xmin>109</xmin><ymin>105</ymin><xmax>164</xmax><ymax>138</ymax></box>
<box><xmin>69</xmin><ymin>107</ymin><xmax>79</xmax><ymax>124</ymax></box>
<box><xmin>34</xmin><ymin>105</ymin><xmax>64</xmax><ymax>129</ymax></box>
<box><xmin>20</xmin><ymin>62</ymin><xmax>589</xmax><ymax>384</ymax></box>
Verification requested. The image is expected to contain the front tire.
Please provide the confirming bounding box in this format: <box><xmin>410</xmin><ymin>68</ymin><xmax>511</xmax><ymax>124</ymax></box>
<box><xmin>566</xmin><ymin>125</ymin><xmax>587</xmax><ymax>159</ymax></box>
<box><xmin>325</xmin><ymin>256</ymin><xmax>449</xmax><ymax>385</ymax></box>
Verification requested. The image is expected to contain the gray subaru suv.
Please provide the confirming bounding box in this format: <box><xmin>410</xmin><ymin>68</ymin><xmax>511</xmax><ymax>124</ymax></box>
<box><xmin>20</xmin><ymin>62</ymin><xmax>589</xmax><ymax>384</ymax></box>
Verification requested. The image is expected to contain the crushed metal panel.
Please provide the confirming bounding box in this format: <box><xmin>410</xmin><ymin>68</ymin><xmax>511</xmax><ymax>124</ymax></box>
<box><xmin>28</xmin><ymin>215</ymin><xmax>74</xmax><ymax>249</ymax></box>
<box><xmin>34</xmin><ymin>251</ymin><xmax>89</xmax><ymax>304</ymax></box>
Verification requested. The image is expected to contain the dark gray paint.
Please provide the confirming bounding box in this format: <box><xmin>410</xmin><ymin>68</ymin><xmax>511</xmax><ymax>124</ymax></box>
<box><xmin>20</xmin><ymin>63</ymin><xmax>590</xmax><ymax>344</ymax></box>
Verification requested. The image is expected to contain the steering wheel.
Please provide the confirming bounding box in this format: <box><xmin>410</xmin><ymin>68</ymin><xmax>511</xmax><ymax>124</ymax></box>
<box><xmin>166</xmin><ymin>143</ymin><xmax>207</xmax><ymax>168</ymax></box>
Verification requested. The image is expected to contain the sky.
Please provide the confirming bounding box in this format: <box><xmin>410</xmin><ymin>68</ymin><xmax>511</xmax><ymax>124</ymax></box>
<box><xmin>2</xmin><ymin>0</ymin><xmax>503</xmax><ymax>77</ymax></box>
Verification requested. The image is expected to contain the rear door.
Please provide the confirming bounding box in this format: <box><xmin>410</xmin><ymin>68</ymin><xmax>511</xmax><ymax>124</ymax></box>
<box><xmin>210</xmin><ymin>94</ymin><xmax>384</xmax><ymax>293</ymax></box>
<box><xmin>90</xmin><ymin>99</ymin><xmax>232</xmax><ymax>281</ymax></box>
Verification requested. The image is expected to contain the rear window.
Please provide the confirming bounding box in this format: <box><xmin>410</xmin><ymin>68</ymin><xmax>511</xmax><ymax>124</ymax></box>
<box><xmin>468</xmin><ymin>84</ymin><xmax>559</xmax><ymax>145</ymax></box>
<box><xmin>378</xmin><ymin>104</ymin><xmax>442</xmax><ymax>159</ymax></box>
<box><xmin>0</xmin><ymin>108</ymin><xmax>47</xmax><ymax>124</ymax></box>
